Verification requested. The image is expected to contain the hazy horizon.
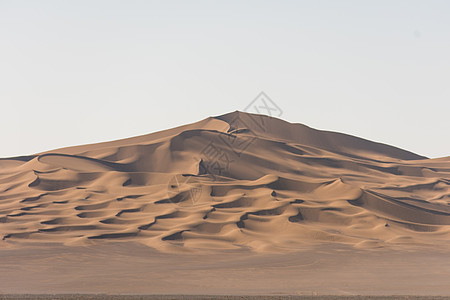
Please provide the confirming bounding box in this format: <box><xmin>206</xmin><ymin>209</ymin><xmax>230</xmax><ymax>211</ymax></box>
<box><xmin>1</xmin><ymin>0</ymin><xmax>449</xmax><ymax>158</ymax></box>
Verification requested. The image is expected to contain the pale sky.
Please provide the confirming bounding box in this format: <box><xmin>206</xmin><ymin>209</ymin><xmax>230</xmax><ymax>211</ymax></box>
<box><xmin>1</xmin><ymin>0</ymin><xmax>449</xmax><ymax>158</ymax></box>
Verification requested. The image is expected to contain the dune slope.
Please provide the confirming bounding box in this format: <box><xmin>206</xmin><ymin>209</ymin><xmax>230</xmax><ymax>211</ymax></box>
<box><xmin>0</xmin><ymin>111</ymin><xmax>449</xmax><ymax>252</ymax></box>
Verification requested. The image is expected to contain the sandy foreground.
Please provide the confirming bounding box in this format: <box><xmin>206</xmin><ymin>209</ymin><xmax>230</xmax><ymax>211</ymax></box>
<box><xmin>1</xmin><ymin>242</ymin><xmax>450</xmax><ymax>296</ymax></box>
<box><xmin>1</xmin><ymin>296</ymin><xmax>449</xmax><ymax>300</ymax></box>
<box><xmin>0</xmin><ymin>111</ymin><xmax>449</xmax><ymax>296</ymax></box>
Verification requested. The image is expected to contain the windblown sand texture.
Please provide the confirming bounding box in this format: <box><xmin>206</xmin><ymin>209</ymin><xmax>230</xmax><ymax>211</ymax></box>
<box><xmin>1</xmin><ymin>111</ymin><xmax>449</xmax><ymax>252</ymax></box>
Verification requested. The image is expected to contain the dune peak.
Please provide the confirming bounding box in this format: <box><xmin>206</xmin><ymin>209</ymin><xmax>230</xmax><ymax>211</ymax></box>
<box><xmin>0</xmin><ymin>112</ymin><xmax>449</xmax><ymax>252</ymax></box>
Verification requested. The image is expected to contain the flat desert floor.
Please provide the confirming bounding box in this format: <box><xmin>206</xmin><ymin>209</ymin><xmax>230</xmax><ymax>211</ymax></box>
<box><xmin>0</xmin><ymin>296</ymin><xmax>449</xmax><ymax>300</ymax></box>
<box><xmin>1</xmin><ymin>242</ymin><xmax>449</xmax><ymax>296</ymax></box>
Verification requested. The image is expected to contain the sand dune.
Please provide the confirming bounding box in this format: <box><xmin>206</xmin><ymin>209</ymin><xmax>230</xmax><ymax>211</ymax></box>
<box><xmin>1</xmin><ymin>111</ymin><xmax>449</xmax><ymax>252</ymax></box>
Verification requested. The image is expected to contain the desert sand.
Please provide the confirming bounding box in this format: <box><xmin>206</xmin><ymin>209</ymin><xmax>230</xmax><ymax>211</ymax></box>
<box><xmin>0</xmin><ymin>111</ymin><xmax>449</xmax><ymax>296</ymax></box>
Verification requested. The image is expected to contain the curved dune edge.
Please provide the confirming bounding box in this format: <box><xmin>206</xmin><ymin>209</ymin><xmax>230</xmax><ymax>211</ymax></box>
<box><xmin>0</xmin><ymin>111</ymin><xmax>449</xmax><ymax>253</ymax></box>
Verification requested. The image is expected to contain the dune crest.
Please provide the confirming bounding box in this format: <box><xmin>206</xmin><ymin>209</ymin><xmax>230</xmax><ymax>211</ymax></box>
<box><xmin>0</xmin><ymin>111</ymin><xmax>449</xmax><ymax>252</ymax></box>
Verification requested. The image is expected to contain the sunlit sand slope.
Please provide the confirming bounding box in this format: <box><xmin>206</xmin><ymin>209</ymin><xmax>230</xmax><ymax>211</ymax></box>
<box><xmin>1</xmin><ymin>111</ymin><xmax>449</xmax><ymax>252</ymax></box>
